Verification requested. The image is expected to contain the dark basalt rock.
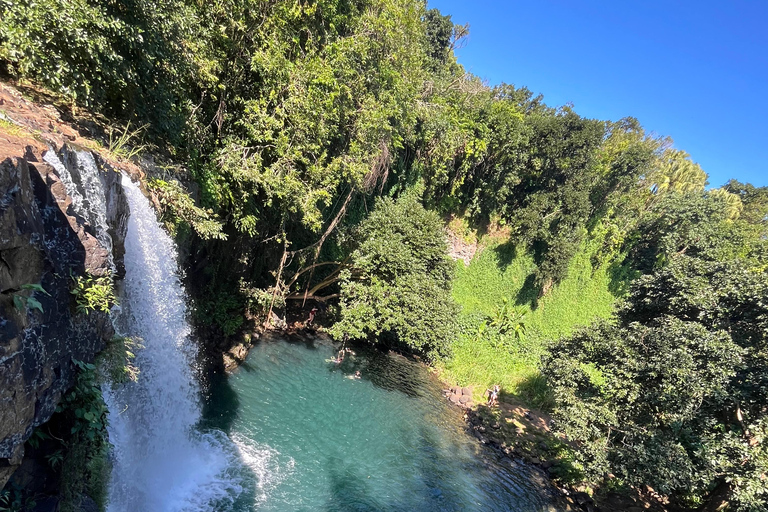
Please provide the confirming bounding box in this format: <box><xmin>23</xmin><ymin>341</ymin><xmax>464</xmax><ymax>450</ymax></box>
<box><xmin>0</xmin><ymin>145</ymin><xmax>128</xmax><ymax>489</ymax></box>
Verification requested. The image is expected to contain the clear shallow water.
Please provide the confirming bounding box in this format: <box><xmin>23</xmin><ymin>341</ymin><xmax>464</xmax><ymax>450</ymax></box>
<box><xmin>203</xmin><ymin>334</ymin><xmax>562</xmax><ymax>512</ymax></box>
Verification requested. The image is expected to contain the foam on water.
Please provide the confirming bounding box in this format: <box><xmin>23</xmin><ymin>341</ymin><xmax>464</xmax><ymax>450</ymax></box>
<box><xmin>231</xmin><ymin>432</ymin><xmax>292</xmax><ymax>507</ymax></box>
<box><xmin>103</xmin><ymin>174</ymin><xmax>243</xmax><ymax>511</ymax></box>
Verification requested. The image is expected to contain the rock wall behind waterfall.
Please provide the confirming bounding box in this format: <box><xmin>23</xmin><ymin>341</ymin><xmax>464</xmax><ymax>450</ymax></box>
<box><xmin>0</xmin><ymin>142</ymin><xmax>129</xmax><ymax>488</ymax></box>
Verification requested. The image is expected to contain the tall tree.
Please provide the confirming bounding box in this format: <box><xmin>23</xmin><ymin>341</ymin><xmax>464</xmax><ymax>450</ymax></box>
<box><xmin>330</xmin><ymin>189</ymin><xmax>458</xmax><ymax>359</ymax></box>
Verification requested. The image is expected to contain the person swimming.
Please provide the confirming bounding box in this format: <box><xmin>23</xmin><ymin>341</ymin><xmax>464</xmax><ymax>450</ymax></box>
<box><xmin>329</xmin><ymin>349</ymin><xmax>345</xmax><ymax>364</ymax></box>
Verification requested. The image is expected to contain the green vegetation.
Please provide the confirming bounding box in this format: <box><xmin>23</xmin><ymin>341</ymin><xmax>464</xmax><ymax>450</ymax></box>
<box><xmin>10</xmin><ymin>283</ymin><xmax>49</xmax><ymax>314</ymax></box>
<box><xmin>0</xmin><ymin>483</ymin><xmax>36</xmax><ymax>512</ymax></box>
<box><xmin>106</xmin><ymin>122</ymin><xmax>148</xmax><ymax>162</ymax></box>
<box><xmin>70</xmin><ymin>273</ymin><xmax>116</xmax><ymax>314</ymax></box>
<box><xmin>55</xmin><ymin>361</ymin><xmax>111</xmax><ymax>512</ymax></box>
<box><xmin>147</xmin><ymin>178</ymin><xmax>226</xmax><ymax>241</ymax></box>
<box><xmin>3</xmin><ymin>0</ymin><xmax>768</xmax><ymax>509</ymax></box>
<box><xmin>441</xmin><ymin>233</ymin><xmax>630</xmax><ymax>408</ymax></box>
<box><xmin>18</xmin><ymin>362</ymin><xmax>112</xmax><ymax>512</ymax></box>
<box><xmin>330</xmin><ymin>190</ymin><xmax>458</xmax><ymax>359</ymax></box>
<box><xmin>96</xmin><ymin>336</ymin><xmax>142</xmax><ymax>386</ymax></box>
<box><xmin>543</xmin><ymin>191</ymin><xmax>768</xmax><ymax>510</ymax></box>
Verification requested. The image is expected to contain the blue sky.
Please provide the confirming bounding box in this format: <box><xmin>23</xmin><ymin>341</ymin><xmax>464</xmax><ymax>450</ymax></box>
<box><xmin>428</xmin><ymin>0</ymin><xmax>767</xmax><ymax>187</ymax></box>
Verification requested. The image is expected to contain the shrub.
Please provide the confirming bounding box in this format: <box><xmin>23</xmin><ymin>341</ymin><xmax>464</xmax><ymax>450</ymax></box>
<box><xmin>55</xmin><ymin>360</ymin><xmax>111</xmax><ymax>512</ymax></box>
<box><xmin>331</xmin><ymin>189</ymin><xmax>458</xmax><ymax>359</ymax></box>
<box><xmin>70</xmin><ymin>273</ymin><xmax>116</xmax><ymax>314</ymax></box>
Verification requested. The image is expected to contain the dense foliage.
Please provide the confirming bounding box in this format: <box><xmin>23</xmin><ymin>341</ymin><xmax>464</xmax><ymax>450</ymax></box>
<box><xmin>2</xmin><ymin>0</ymin><xmax>767</xmax><ymax>509</ymax></box>
<box><xmin>330</xmin><ymin>190</ymin><xmax>458</xmax><ymax>359</ymax></box>
<box><xmin>1</xmin><ymin>0</ymin><xmax>663</xmax><ymax>305</ymax></box>
<box><xmin>543</xmin><ymin>192</ymin><xmax>768</xmax><ymax>511</ymax></box>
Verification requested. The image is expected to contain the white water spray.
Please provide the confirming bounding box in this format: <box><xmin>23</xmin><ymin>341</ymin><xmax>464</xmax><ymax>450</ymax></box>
<box><xmin>103</xmin><ymin>174</ymin><xmax>241</xmax><ymax>511</ymax></box>
<box><xmin>43</xmin><ymin>148</ymin><xmax>115</xmax><ymax>272</ymax></box>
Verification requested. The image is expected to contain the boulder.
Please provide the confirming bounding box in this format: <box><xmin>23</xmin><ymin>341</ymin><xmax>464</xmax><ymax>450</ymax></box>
<box><xmin>573</xmin><ymin>491</ymin><xmax>593</xmax><ymax>506</ymax></box>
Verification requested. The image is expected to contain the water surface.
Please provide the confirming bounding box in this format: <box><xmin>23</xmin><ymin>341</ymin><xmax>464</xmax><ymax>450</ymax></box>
<box><xmin>203</xmin><ymin>334</ymin><xmax>562</xmax><ymax>511</ymax></box>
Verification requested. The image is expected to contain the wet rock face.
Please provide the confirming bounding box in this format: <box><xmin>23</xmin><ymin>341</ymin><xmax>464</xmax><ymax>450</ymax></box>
<box><xmin>0</xmin><ymin>145</ymin><xmax>128</xmax><ymax>488</ymax></box>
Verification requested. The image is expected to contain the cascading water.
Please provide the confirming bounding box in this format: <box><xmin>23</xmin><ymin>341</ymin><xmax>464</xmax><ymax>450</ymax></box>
<box><xmin>46</xmin><ymin>145</ymin><xmax>248</xmax><ymax>509</ymax></box>
<box><xmin>43</xmin><ymin>147</ymin><xmax>561</xmax><ymax>510</ymax></box>
<box><xmin>103</xmin><ymin>174</ymin><xmax>242</xmax><ymax>511</ymax></box>
<box><xmin>43</xmin><ymin>148</ymin><xmax>115</xmax><ymax>271</ymax></box>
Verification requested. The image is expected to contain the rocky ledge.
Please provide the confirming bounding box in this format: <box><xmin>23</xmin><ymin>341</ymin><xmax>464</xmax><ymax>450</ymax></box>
<box><xmin>0</xmin><ymin>114</ymin><xmax>129</xmax><ymax>489</ymax></box>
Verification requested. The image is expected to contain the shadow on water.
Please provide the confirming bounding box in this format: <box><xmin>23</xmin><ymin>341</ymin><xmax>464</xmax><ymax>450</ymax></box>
<box><xmin>322</xmin><ymin>423</ymin><xmax>475</xmax><ymax>512</ymax></box>
<box><xmin>278</xmin><ymin>330</ymin><xmax>324</xmax><ymax>351</ymax></box>
<box><xmin>200</xmin><ymin>368</ymin><xmax>240</xmax><ymax>433</ymax></box>
<box><xmin>325</xmin><ymin>342</ymin><xmax>434</xmax><ymax>400</ymax></box>
<box><xmin>201</xmin><ymin>331</ymin><xmax>327</xmax><ymax>435</ymax></box>
<box><xmin>203</xmin><ymin>334</ymin><xmax>564</xmax><ymax>511</ymax></box>
<box><xmin>324</xmin><ymin>459</ymin><xmax>381</xmax><ymax>512</ymax></box>
<box><xmin>404</xmin><ymin>425</ymin><xmax>481</xmax><ymax>512</ymax></box>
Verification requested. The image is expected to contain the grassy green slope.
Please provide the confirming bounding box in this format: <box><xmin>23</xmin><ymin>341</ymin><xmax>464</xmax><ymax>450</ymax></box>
<box><xmin>439</xmin><ymin>232</ymin><xmax>633</xmax><ymax>408</ymax></box>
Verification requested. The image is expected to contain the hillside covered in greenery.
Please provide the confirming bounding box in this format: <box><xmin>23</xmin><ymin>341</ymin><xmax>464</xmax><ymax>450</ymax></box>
<box><xmin>2</xmin><ymin>0</ymin><xmax>766</xmax><ymax>510</ymax></box>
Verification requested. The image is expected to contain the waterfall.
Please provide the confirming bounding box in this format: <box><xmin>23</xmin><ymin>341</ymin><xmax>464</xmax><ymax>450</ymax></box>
<box><xmin>46</xmin><ymin>146</ymin><xmax>243</xmax><ymax>509</ymax></box>
<box><xmin>43</xmin><ymin>148</ymin><xmax>115</xmax><ymax>272</ymax></box>
<box><xmin>103</xmin><ymin>174</ymin><xmax>241</xmax><ymax>511</ymax></box>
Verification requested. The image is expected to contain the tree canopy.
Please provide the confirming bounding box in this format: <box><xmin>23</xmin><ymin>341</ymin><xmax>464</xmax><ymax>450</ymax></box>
<box><xmin>330</xmin><ymin>189</ymin><xmax>458</xmax><ymax>359</ymax></box>
<box><xmin>543</xmin><ymin>189</ymin><xmax>768</xmax><ymax>511</ymax></box>
<box><xmin>2</xmin><ymin>1</ymin><xmax>767</xmax><ymax>508</ymax></box>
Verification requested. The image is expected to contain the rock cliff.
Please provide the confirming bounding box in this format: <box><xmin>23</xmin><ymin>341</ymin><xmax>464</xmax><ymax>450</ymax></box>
<box><xmin>0</xmin><ymin>129</ymin><xmax>129</xmax><ymax>488</ymax></box>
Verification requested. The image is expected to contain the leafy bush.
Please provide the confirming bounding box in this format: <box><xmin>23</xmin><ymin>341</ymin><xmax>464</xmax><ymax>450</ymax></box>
<box><xmin>70</xmin><ymin>273</ymin><xmax>116</xmax><ymax>314</ymax></box>
<box><xmin>242</xmin><ymin>284</ymin><xmax>285</xmax><ymax>322</ymax></box>
<box><xmin>147</xmin><ymin>178</ymin><xmax>226</xmax><ymax>241</ymax></box>
<box><xmin>0</xmin><ymin>483</ymin><xmax>36</xmax><ymax>512</ymax></box>
<box><xmin>96</xmin><ymin>336</ymin><xmax>142</xmax><ymax>386</ymax></box>
<box><xmin>54</xmin><ymin>360</ymin><xmax>111</xmax><ymax>512</ymax></box>
<box><xmin>0</xmin><ymin>0</ymin><xmax>201</xmax><ymax>141</ymax></box>
<box><xmin>542</xmin><ymin>256</ymin><xmax>768</xmax><ymax>510</ymax></box>
<box><xmin>193</xmin><ymin>288</ymin><xmax>244</xmax><ymax>337</ymax></box>
<box><xmin>10</xmin><ymin>283</ymin><xmax>49</xmax><ymax>314</ymax></box>
<box><xmin>331</xmin><ymin>189</ymin><xmax>458</xmax><ymax>359</ymax></box>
